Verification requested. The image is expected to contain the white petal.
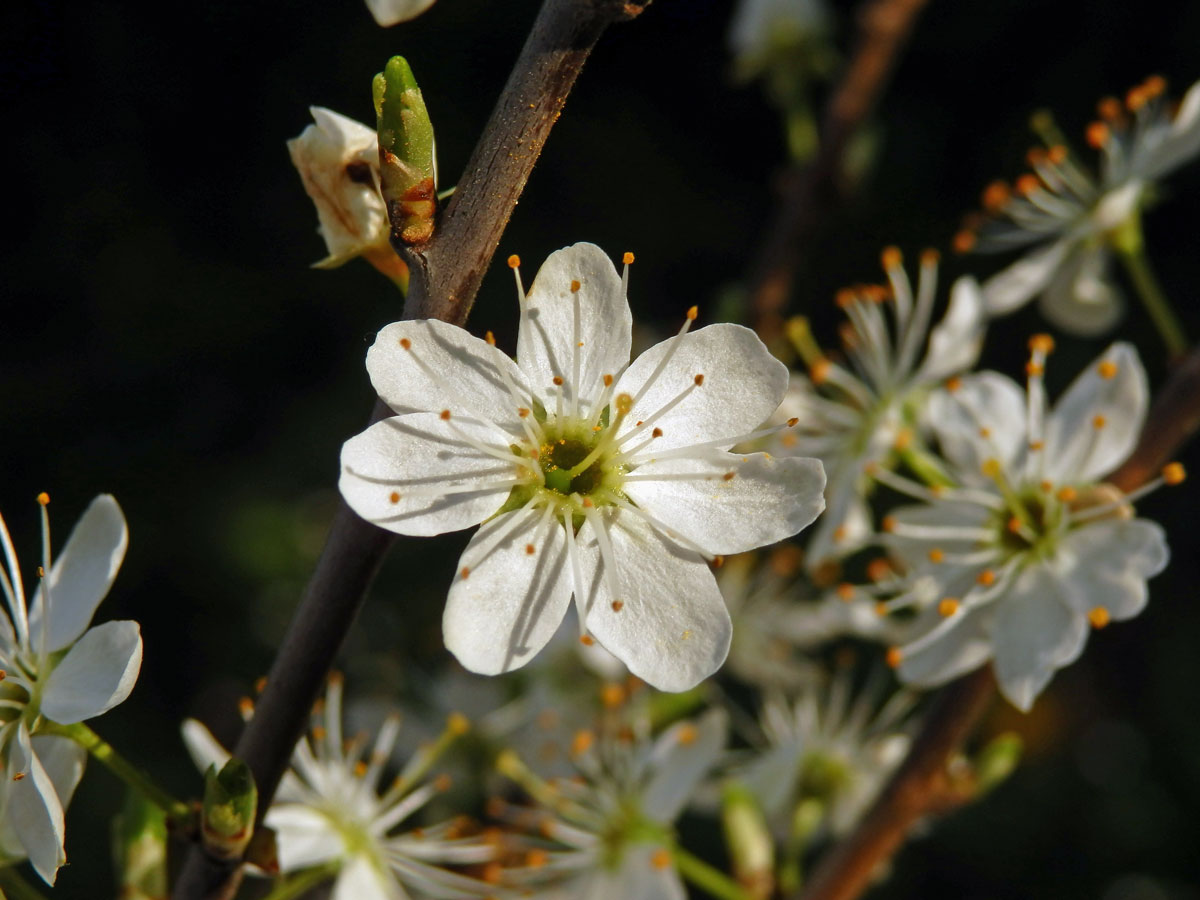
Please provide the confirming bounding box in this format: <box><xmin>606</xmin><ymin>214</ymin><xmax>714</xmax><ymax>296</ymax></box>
<box><xmin>366</xmin><ymin>319</ymin><xmax>532</xmax><ymax>436</ymax></box>
<box><xmin>40</xmin><ymin>620</ymin><xmax>142</xmax><ymax>724</ymax></box>
<box><xmin>615</xmin><ymin>324</ymin><xmax>788</xmax><ymax>453</ymax></box>
<box><xmin>623</xmin><ymin>453</ymin><xmax>825</xmax><ymax>555</ymax></box>
<box><xmin>896</xmin><ymin>604</ymin><xmax>994</xmax><ymax>688</ymax></box>
<box><xmin>803</xmin><ymin>459</ymin><xmax>871</xmax><ymax>569</ymax></box>
<box><xmin>8</xmin><ymin>725</ymin><xmax>67</xmax><ymax>885</ymax></box>
<box><xmin>928</xmin><ymin>372</ymin><xmax>1027</xmax><ymax>475</ymax></box>
<box><xmin>981</xmin><ymin>240</ymin><xmax>1070</xmax><ymax>315</ymax></box>
<box><xmin>915</xmin><ymin>276</ymin><xmax>986</xmax><ymax>382</ymax></box>
<box><xmin>517</xmin><ymin>243</ymin><xmax>632</xmax><ymax>410</ymax></box>
<box><xmin>884</xmin><ymin>501</ymin><xmax>993</xmax><ymax>572</ymax></box>
<box><xmin>443</xmin><ymin>507</ymin><xmax>572</xmax><ymax>675</ymax></box>
<box><xmin>30</xmin><ymin>736</ymin><xmax>87</xmax><ymax>812</ymax></box>
<box><xmin>1143</xmin><ymin>78</ymin><xmax>1200</xmax><ymax>179</ymax></box>
<box><xmin>30</xmin><ymin>494</ymin><xmax>128</xmax><ymax>652</ymax></box>
<box><xmin>1053</xmin><ymin>518</ymin><xmax>1168</xmax><ymax>621</ymax></box>
<box><xmin>1037</xmin><ymin>245</ymin><xmax>1124</xmax><ymax>336</ymax></box>
<box><xmin>331</xmin><ymin>854</ymin><xmax>397</xmax><ymax>900</ymax></box>
<box><xmin>992</xmin><ymin>565</ymin><xmax>1088</xmax><ymax>712</ymax></box>
<box><xmin>265</xmin><ymin>805</ymin><xmax>345</xmax><ymax>872</ymax></box>
<box><xmin>340</xmin><ymin>413</ymin><xmax>521</xmax><ymax>537</ymax></box>
<box><xmin>1043</xmin><ymin>343</ymin><xmax>1147</xmax><ymax>483</ymax></box>
<box><xmin>180</xmin><ymin>719</ymin><xmax>232</xmax><ymax>772</ymax></box>
<box><xmin>641</xmin><ymin>709</ymin><xmax>727</xmax><ymax>823</ymax></box>
<box><xmin>581</xmin><ymin>845</ymin><xmax>686</xmax><ymax>900</ymax></box>
<box><xmin>576</xmin><ymin>512</ymin><xmax>731</xmax><ymax>692</ymax></box>
<box><xmin>364</xmin><ymin>0</ymin><xmax>437</xmax><ymax>26</ymax></box>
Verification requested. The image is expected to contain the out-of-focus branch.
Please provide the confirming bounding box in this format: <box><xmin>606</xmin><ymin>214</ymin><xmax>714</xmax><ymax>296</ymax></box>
<box><xmin>748</xmin><ymin>0</ymin><xmax>929</xmax><ymax>344</ymax></box>
<box><xmin>796</xmin><ymin>342</ymin><xmax>1200</xmax><ymax>900</ymax></box>
<box><xmin>171</xmin><ymin>2</ymin><xmax>648</xmax><ymax>898</ymax></box>
<box><xmin>403</xmin><ymin>0</ymin><xmax>650</xmax><ymax>326</ymax></box>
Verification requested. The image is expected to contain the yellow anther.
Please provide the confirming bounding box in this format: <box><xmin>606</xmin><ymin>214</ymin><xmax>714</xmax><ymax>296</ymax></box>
<box><xmin>880</xmin><ymin>246</ymin><xmax>903</xmax><ymax>269</ymax></box>
<box><xmin>570</xmin><ymin>279</ymin><xmax>581</xmax><ymax>293</ymax></box>
<box><xmin>603</xmin><ymin>373</ymin><xmax>613</xmax><ymax>386</ymax></box>
<box><xmin>615</xmin><ymin>393</ymin><xmax>633</xmax><ymax>415</ymax></box>
<box><xmin>979</xmin><ymin>427</ymin><xmax>992</xmax><ymax>439</ymax></box>
<box><xmin>36</xmin><ymin>492</ymin><xmax>50</xmax><ymax>506</ymax></box>
<box><xmin>507</xmin><ymin>254</ymin><xmax>521</xmax><ymax>268</ymax></box>
<box><xmin>518</xmin><ymin>407</ymin><xmax>530</xmax><ymax>418</ymax></box>
<box><xmin>485</xmin><ymin>331</ymin><xmax>496</xmax><ymax>346</ymax></box>
<box><xmin>686</xmin><ymin>305</ymin><xmax>698</xmax><ymax>320</ymax></box>
<box><xmin>354</xmin><ymin>760</ymin><xmax>368</xmax><ymax>777</ymax></box>
<box><xmin>810</xmin><ymin>358</ymin><xmax>832</xmax><ymax>385</ymax></box>
<box><xmin>600</xmin><ymin>683</ymin><xmax>625</xmax><ymax>708</ymax></box>
<box><xmin>623</xmin><ymin>251</ymin><xmax>635</xmax><ymax>265</ymax></box>
<box><xmin>928</xmin><ymin>548</ymin><xmax>945</xmax><ymax>563</ymax></box>
<box><xmin>874</xmin><ymin>601</ymin><xmax>889</xmax><ymax>617</ymax></box>
<box><xmin>570</xmin><ymin>730</ymin><xmax>594</xmax><ymax>756</ymax></box>
<box><xmin>579</xmin><ymin>633</ymin><xmax>594</xmax><ymax>645</ymax></box>
<box><xmin>1163</xmin><ymin>462</ymin><xmax>1186</xmax><ymax>485</ymax></box>
<box><xmin>981</xmin><ymin>458</ymin><xmax>1003</xmax><ymax>478</ymax></box>
<box><xmin>447</xmin><ymin>712</ymin><xmax>470</xmax><ymax>735</ymax></box>
<box><xmin>885</xmin><ymin>646</ymin><xmax>903</xmax><ymax>668</ymax></box>
<box><xmin>1098</xmin><ymin>360</ymin><xmax>1118</xmax><ymax>379</ymax></box>
<box><xmin>651</xmin><ymin>848</ymin><xmax>672</xmax><ymax>870</ymax></box>
<box><xmin>1030</xmin><ymin>441</ymin><xmax>1044</xmax><ymax>451</ymax></box>
<box><xmin>894</xmin><ymin>428</ymin><xmax>913</xmax><ymax>450</ymax></box>
<box><xmin>1088</xmin><ymin>607</ymin><xmax>1111</xmax><ymax>629</ymax></box>
<box><xmin>976</xmin><ymin>569</ymin><xmax>996</xmax><ymax>586</ymax></box>
<box><xmin>1028</xmin><ymin>334</ymin><xmax>1055</xmax><ymax>355</ymax></box>
<box><xmin>677</xmin><ymin>723</ymin><xmax>699</xmax><ymax>746</ymax></box>
<box><xmin>938</xmin><ymin>597</ymin><xmax>960</xmax><ymax>617</ymax></box>
<box><xmin>1007</xmin><ymin>516</ymin><xmax>1023</xmax><ymax>533</ymax></box>
<box><xmin>1092</xmin><ymin>415</ymin><xmax>1107</xmax><ymax>429</ymax></box>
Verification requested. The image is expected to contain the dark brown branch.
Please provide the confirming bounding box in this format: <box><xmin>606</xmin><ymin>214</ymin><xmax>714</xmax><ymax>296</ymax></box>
<box><xmin>403</xmin><ymin>0</ymin><xmax>650</xmax><ymax>326</ymax></box>
<box><xmin>797</xmin><ymin>343</ymin><xmax>1200</xmax><ymax>900</ymax></box>
<box><xmin>171</xmin><ymin>2</ymin><xmax>647</xmax><ymax>898</ymax></box>
<box><xmin>748</xmin><ymin>0</ymin><xmax>929</xmax><ymax>344</ymax></box>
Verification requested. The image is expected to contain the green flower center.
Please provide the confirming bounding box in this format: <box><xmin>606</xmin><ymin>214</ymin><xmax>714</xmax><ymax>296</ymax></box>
<box><xmin>540</xmin><ymin>437</ymin><xmax>608</xmax><ymax>495</ymax></box>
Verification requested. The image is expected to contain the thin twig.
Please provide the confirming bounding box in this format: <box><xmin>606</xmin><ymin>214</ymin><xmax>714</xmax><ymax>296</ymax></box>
<box><xmin>171</xmin><ymin>2</ymin><xmax>647</xmax><ymax>897</ymax></box>
<box><xmin>747</xmin><ymin>0</ymin><xmax>929</xmax><ymax>344</ymax></box>
<box><xmin>796</xmin><ymin>342</ymin><xmax>1200</xmax><ymax>900</ymax></box>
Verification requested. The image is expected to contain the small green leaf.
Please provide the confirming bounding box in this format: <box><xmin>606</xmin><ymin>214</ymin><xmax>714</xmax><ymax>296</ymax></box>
<box><xmin>201</xmin><ymin>759</ymin><xmax>258</xmax><ymax>860</ymax></box>
<box><xmin>373</xmin><ymin>56</ymin><xmax>437</xmax><ymax>245</ymax></box>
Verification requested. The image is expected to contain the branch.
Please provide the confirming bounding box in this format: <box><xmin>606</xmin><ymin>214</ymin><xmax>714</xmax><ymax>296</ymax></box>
<box><xmin>796</xmin><ymin>342</ymin><xmax>1200</xmax><ymax>900</ymax></box>
<box><xmin>171</xmin><ymin>2</ymin><xmax>647</xmax><ymax>897</ymax></box>
<box><xmin>747</xmin><ymin>0</ymin><xmax>929</xmax><ymax>343</ymax></box>
<box><xmin>403</xmin><ymin>0</ymin><xmax>650</xmax><ymax>325</ymax></box>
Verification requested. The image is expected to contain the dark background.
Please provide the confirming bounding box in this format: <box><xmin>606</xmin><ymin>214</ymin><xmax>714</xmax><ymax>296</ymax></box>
<box><xmin>3</xmin><ymin>0</ymin><xmax>1200</xmax><ymax>897</ymax></box>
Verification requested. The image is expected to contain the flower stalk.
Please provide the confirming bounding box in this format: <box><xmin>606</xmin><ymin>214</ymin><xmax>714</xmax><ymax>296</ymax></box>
<box><xmin>1113</xmin><ymin>216</ymin><xmax>1188</xmax><ymax>357</ymax></box>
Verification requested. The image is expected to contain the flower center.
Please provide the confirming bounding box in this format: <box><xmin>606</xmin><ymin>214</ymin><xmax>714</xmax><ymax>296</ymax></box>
<box><xmin>540</xmin><ymin>437</ymin><xmax>608</xmax><ymax>495</ymax></box>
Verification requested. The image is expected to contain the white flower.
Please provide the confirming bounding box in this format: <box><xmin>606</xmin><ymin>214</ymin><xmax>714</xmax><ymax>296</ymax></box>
<box><xmin>777</xmin><ymin>249</ymin><xmax>985</xmax><ymax>570</ymax></box>
<box><xmin>875</xmin><ymin>339</ymin><xmax>1173</xmax><ymax>711</ymax></box>
<box><xmin>717</xmin><ymin>549</ymin><xmax>900</xmax><ymax>689</ymax></box>
<box><xmin>287</xmin><ymin>107</ymin><xmax>407</xmax><ymax>284</ymax></box>
<box><xmin>961</xmin><ymin>76</ymin><xmax>1200</xmax><ymax>333</ymax></box>
<box><xmin>0</xmin><ymin>494</ymin><xmax>141</xmax><ymax>884</ymax></box>
<box><xmin>728</xmin><ymin>0</ymin><xmax>832</xmax><ymax>81</ymax></box>
<box><xmin>0</xmin><ymin>737</ymin><xmax>86</xmax><ymax>871</ymax></box>
<box><xmin>495</xmin><ymin>710</ymin><xmax>727</xmax><ymax>899</ymax></box>
<box><xmin>183</xmin><ymin>676</ymin><xmax>497</xmax><ymax>900</ymax></box>
<box><xmin>738</xmin><ymin>673</ymin><xmax>913</xmax><ymax>838</ymax></box>
<box><xmin>339</xmin><ymin>243</ymin><xmax>826</xmax><ymax>692</ymax></box>
<box><xmin>365</xmin><ymin>0</ymin><xmax>437</xmax><ymax>27</ymax></box>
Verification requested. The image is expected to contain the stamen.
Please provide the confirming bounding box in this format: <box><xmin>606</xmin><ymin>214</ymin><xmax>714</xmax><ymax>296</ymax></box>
<box><xmin>629</xmin><ymin>307</ymin><xmax>699</xmax><ymax>410</ymax></box>
<box><xmin>621</xmin><ymin>251</ymin><xmax>634</xmax><ymax>295</ymax></box>
<box><xmin>582</xmin><ymin>504</ymin><xmax>623</xmax><ymax>609</ymax></box>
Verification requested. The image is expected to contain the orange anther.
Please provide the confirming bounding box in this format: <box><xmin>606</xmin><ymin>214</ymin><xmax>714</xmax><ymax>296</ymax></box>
<box><xmin>836</xmin><ymin>582</ymin><xmax>855</xmax><ymax>601</ymax></box>
<box><xmin>440</xmin><ymin>409</ymin><xmax>452</xmax><ymax>420</ymax></box>
<box><xmin>885</xmin><ymin>646</ymin><xmax>903</xmax><ymax>668</ymax></box>
<box><xmin>881</xmin><ymin>246</ymin><xmax>903</xmax><ymax>269</ymax></box>
<box><xmin>1098</xmin><ymin>360</ymin><xmax>1118</xmax><ymax>379</ymax></box>
<box><xmin>1088</xmin><ymin>607</ymin><xmax>1111</xmax><ymax>629</ymax></box>
<box><xmin>938</xmin><ymin>597</ymin><xmax>960</xmax><ymax>617</ymax></box>
<box><xmin>1047</xmin><ymin>145</ymin><xmax>1068</xmax><ymax>165</ymax></box>
<box><xmin>526</xmin><ymin>848</ymin><xmax>549</xmax><ymax>868</ymax></box>
<box><xmin>651</xmin><ymin>848</ymin><xmax>672</xmax><ymax>870</ymax></box>
<box><xmin>945</xmin><ymin>376</ymin><xmax>963</xmax><ymax>392</ymax></box>
<box><xmin>1026</xmin><ymin>361</ymin><xmax>1044</xmax><ymax>377</ymax></box>
<box><xmin>623</xmin><ymin>251</ymin><xmax>635</xmax><ymax>265</ymax></box>
<box><xmin>601</xmin><ymin>682</ymin><xmax>625</xmax><ymax>708</ymax></box>
<box><xmin>1092</xmin><ymin>415</ymin><xmax>1107</xmax><ymax>429</ymax></box>
<box><xmin>952</xmin><ymin>230</ymin><xmax>977</xmax><ymax>254</ymax></box>
<box><xmin>677</xmin><ymin>723</ymin><xmax>699</xmax><ymax>746</ymax></box>
<box><xmin>867</xmin><ymin>558</ymin><xmax>892</xmax><ymax>582</ymax></box>
<box><xmin>694</xmin><ymin>374</ymin><xmax>705</xmax><ymax>386</ymax></box>
<box><xmin>579</xmin><ymin>634</ymin><xmax>594</xmax><ymax>645</ymax></box>
<box><xmin>507</xmin><ymin>254</ymin><xmax>520</xmax><ymax>268</ymax></box>
<box><xmin>1015</xmin><ymin>174</ymin><xmax>1041</xmax><ymax>197</ymax></box>
<box><xmin>570</xmin><ymin>279</ymin><xmax>581</xmax><ymax>293</ymax></box>
<box><xmin>570</xmin><ymin>730</ymin><xmax>594</xmax><ymax>755</ymax></box>
<box><xmin>399</xmin><ymin>337</ymin><xmax>411</xmax><ymax>350</ymax></box>
<box><xmin>1163</xmin><ymin>462</ymin><xmax>1186</xmax><ymax>485</ymax></box>
<box><xmin>881</xmin><ymin>515</ymin><xmax>897</xmax><ymax>533</ymax></box>
<box><xmin>1057</xmin><ymin>486</ymin><xmax>1077</xmax><ymax>502</ymax></box>
<box><xmin>525</xmin><ymin>544</ymin><xmax>536</xmax><ymax>555</ymax></box>
<box><xmin>611</xmin><ymin>600</ymin><xmax>624</xmax><ymax>612</ymax></box>
<box><xmin>1097</xmin><ymin>96</ymin><xmax>1122</xmax><ymax>120</ymax></box>
<box><xmin>810</xmin><ymin>358</ymin><xmax>832</xmax><ymax>385</ymax></box>
<box><xmin>460</xmin><ymin>566</ymin><xmax>470</xmax><ymax>579</ymax></box>
<box><xmin>712</xmin><ymin>555</ymin><xmax>725</xmax><ymax>568</ymax></box>
<box><xmin>552</xmin><ymin>376</ymin><xmax>564</xmax><ymax>386</ymax></box>
<box><xmin>982</xmin><ymin>180</ymin><xmax>1011</xmax><ymax>212</ymax></box>
<box><xmin>485</xmin><ymin>331</ymin><xmax>496</xmax><ymax>346</ymax></box>
<box><xmin>686</xmin><ymin>305</ymin><xmax>698</xmax><ymax>320</ymax></box>
<box><xmin>976</xmin><ymin>569</ymin><xmax>996</xmax><ymax>586</ymax></box>
<box><xmin>1086</xmin><ymin>121</ymin><xmax>1110</xmax><ymax>149</ymax></box>
<box><xmin>1028</xmin><ymin>333</ymin><xmax>1055</xmax><ymax>354</ymax></box>
<box><xmin>389</xmin><ymin>491</ymin><xmax>400</xmax><ymax>504</ymax></box>
<box><xmin>928</xmin><ymin>548</ymin><xmax>945</xmax><ymax>563</ymax></box>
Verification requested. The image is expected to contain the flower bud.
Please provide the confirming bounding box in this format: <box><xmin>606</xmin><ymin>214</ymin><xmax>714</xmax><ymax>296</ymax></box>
<box><xmin>374</xmin><ymin>56</ymin><xmax>438</xmax><ymax>246</ymax></box>
<box><xmin>200</xmin><ymin>759</ymin><xmax>257</xmax><ymax>861</ymax></box>
<box><xmin>721</xmin><ymin>781</ymin><xmax>774</xmax><ymax>899</ymax></box>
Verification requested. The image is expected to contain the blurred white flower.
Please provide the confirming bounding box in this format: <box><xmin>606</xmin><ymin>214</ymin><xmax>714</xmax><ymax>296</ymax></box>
<box><xmin>728</xmin><ymin>0</ymin><xmax>832</xmax><ymax>81</ymax></box>
<box><xmin>183</xmin><ymin>676</ymin><xmax>496</xmax><ymax>900</ymax></box>
<box><xmin>340</xmin><ymin>243</ymin><xmax>826</xmax><ymax>692</ymax></box>
<box><xmin>0</xmin><ymin>494</ymin><xmax>141</xmax><ymax>884</ymax></box>
<box><xmin>287</xmin><ymin>107</ymin><xmax>407</xmax><ymax>284</ymax></box>
<box><xmin>495</xmin><ymin>710</ymin><xmax>727</xmax><ymax>899</ymax></box>
<box><xmin>738</xmin><ymin>672</ymin><xmax>913</xmax><ymax>839</ymax></box>
<box><xmin>365</xmin><ymin>0</ymin><xmax>437</xmax><ymax>27</ymax></box>
<box><xmin>876</xmin><ymin>339</ymin><xmax>1173</xmax><ymax>711</ymax></box>
<box><xmin>960</xmin><ymin>76</ymin><xmax>1200</xmax><ymax>334</ymax></box>
<box><xmin>776</xmin><ymin>249</ymin><xmax>985</xmax><ymax>570</ymax></box>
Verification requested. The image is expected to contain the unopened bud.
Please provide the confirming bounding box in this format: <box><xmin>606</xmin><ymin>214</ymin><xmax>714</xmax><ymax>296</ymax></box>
<box><xmin>374</xmin><ymin>56</ymin><xmax>438</xmax><ymax>246</ymax></box>
<box><xmin>200</xmin><ymin>759</ymin><xmax>258</xmax><ymax>861</ymax></box>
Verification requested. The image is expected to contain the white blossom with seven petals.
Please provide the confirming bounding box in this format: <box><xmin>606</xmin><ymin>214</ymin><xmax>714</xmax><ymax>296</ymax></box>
<box><xmin>0</xmin><ymin>495</ymin><xmax>141</xmax><ymax>884</ymax></box>
<box><xmin>339</xmin><ymin>243</ymin><xmax>826</xmax><ymax>692</ymax></box>
<box><xmin>875</xmin><ymin>341</ymin><xmax>1170</xmax><ymax>711</ymax></box>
